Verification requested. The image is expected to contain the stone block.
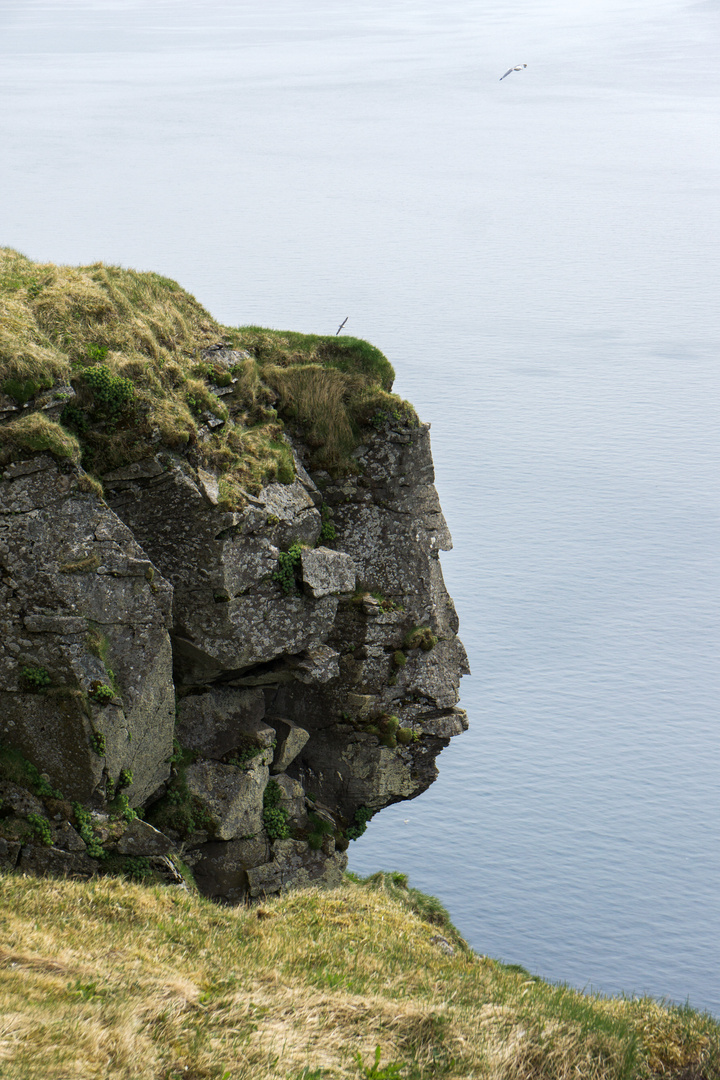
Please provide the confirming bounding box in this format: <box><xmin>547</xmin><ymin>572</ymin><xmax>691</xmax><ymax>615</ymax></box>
<box><xmin>19</xmin><ymin>844</ymin><xmax>96</xmax><ymax>879</ymax></box>
<box><xmin>289</xmin><ymin>645</ymin><xmax>340</xmax><ymax>684</ymax></box>
<box><xmin>185</xmin><ymin>757</ymin><xmax>267</xmax><ymax>840</ymax></box>
<box><xmin>0</xmin><ymin>838</ymin><xmax>21</xmax><ymax>869</ymax></box>
<box><xmin>0</xmin><ymin>782</ymin><xmax>44</xmax><ymax>818</ymax></box>
<box><xmin>52</xmin><ymin>821</ymin><xmax>86</xmax><ymax>853</ymax></box>
<box><xmin>268</xmin><ymin>717</ymin><xmax>310</xmax><ymax>774</ymax></box>
<box><xmin>300</xmin><ymin>548</ymin><xmax>356</xmax><ymax>598</ymax></box>
<box><xmin>117</xmin><ymin>818</ymin><xmax>174</xmax><ymax>856</ymax></box>
<box><xmin>193</xmin><ymin>836</ymin><xmax>269</xmax><ymax>902</ymax></box>
<box><xmin>175</xmin><ymin>688</ymin><xmax>267</xmax><ymax>759</ymax></box>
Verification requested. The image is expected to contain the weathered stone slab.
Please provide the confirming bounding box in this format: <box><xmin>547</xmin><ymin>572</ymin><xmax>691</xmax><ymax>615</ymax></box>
<box><xmin>117</xmin><ymin>818</ymin><xmax>174</xmax><ymax>856</ymax></box>
<box><xmin>0</xmin><ymin>457</ymin><xmax>175</xmax><ymax>805</ymax></box>
<box><xmin>175</xmin><ymin>688</ymin><xmax>267</xmax><ymax>759</ymax></box>
<box><xmin>272</xmin><ymin>773</ymin><xmax>307</xmax><ymax>825</ymax></box>
<box><xmin>268</xmin><ymin>717</ymin><xmax>310</xmax><ymax>774</ymax></box>
<box><xmin>18</xmin><ymin>844</ymin><xmax>96</xmax><ymax>879</ymax></box>
<box><xmin>300</xmin><ymin>548</ymin><xmax>356</xmax><ymax>598</ymax></box>
<box><xmin>184</xmin><ymin>758</ymin><xmax>268</xmax><ymax>840</ymax></box>
<box><xmin>192</xmin><ymin>836</ymin><xmax>269</xmax><ymax>902</ymax></box>
<box><xmin>289</xmin><ymin>645</ymin><xmax>340</xmax><ymax>685</ymax></box>
<box><xmin>52</xmin><ymin>821</ymin><xmax>86</xmax><ymax>853</ymax></box>
<box><xmin>0</xmin><ymin>781</ymin><xmax>44</xmax><ymax>818</ymax></box>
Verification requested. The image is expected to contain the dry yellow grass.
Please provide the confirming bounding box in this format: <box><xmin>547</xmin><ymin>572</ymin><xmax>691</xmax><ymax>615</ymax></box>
<box><xmin>0</xmin><ymin>871</ymin><xmax>716</xmax><ymax>1080</ymax></box>
<box><xmin>0</xmin><ymin>249</ymin><xmax>414</xmax><ymax>494</ymax></box>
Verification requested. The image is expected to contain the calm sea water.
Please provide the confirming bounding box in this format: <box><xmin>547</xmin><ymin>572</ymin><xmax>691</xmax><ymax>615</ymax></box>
<box><xmin>2</xmin><ymin>0</ymin><xmax>719</xmax><ymax>1015</ymax></box>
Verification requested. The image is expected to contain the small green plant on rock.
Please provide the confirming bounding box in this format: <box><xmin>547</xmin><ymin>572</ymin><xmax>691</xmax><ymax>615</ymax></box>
<box><xmin>403</xmin><ymin>626</ymin><xmax>438</xmax><ymax>652</ymax></box>
<box><xmin>20</xmin><ymin>665</ymin><xmax>51</xmax><ymax>692</ymax></box>
<box><xmin>71</xmin><ymin>802</ymin><xmax>107</xmax><ymax>859</ymax></box>
<box><xmin>307</xmin><ymin>812</ymin><xmax>334</xmax><ymax>851</ymax></box>
<box><xmin>0</xmin><ymin>744</ymin><xmax>61</xmax><ymax>799</ymax></box>
<box><xmin>392</xmin><ymin>650</ymin><xmax>407</xmax><ymax>669</ymax></box>
<box><xmin>91</xmin><ymin>683</ymin><xmax>114</xmax><ymax>705</ymax></box>
<box><xmin>26</xmin><ymin>813</ymin><xmax>53</xmax><ymax>847</ymax></box>
<box><xmin>117</xmin><ymin>768</ymin><xmax>133</xmax><ymax>790</ymax></box>
<box><xmin>273</xmin><ymin>542</ymin><xmax>303</xmax><ymax>594</ymax></box>
<box><xmin>346</xmin><ymin>805</ymin><xmax>373</xmax><ymax>841</ymax></box>
<box><xmin>318</xmin><ymin>504</ymin><xmax>336</xmax><ymax>543</ymax></box>
<box><xmin>396</xmin><ymin>728</ymin><xmax>419</xmax><ymax>746</ymax></box>
<box><xmin>263</xmin><ymin>780</ymin><xmax>290</xmax><ymax>841</ymax></box>
<box><xmin>108</xmin><ymin>793</ymin><xmax>138</xmax><ymax>823</ymax></box>
<box><xmin>89</xmin><ymin>732</ymin><xmax>106</xmax><ymax>756</ymax></box>
<box><xmin>147</xmin><ymin>744</ymin><xmax>215</xmax><ymax>839</ymax></box>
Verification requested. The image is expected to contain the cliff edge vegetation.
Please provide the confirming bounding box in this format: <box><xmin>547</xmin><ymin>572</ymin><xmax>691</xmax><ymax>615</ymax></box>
<box><xmin>0</xmin><ymin>869</ymin><xmax>718</xmax><ymax>1080</ymax></box>
<box><xmin>0</xmin><ymin>246</ymin><xmax>415</xmax><ymax>500</ymax></box>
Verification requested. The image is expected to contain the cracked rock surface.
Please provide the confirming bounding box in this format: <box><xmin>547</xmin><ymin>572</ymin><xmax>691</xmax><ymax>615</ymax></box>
<box><xmin>0</xmin><ymin>418</ymin><xmax>468</xmax><ymax>902</ymax></box>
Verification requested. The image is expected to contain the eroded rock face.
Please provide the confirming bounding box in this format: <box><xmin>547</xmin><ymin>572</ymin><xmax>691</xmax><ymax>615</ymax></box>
<box><xmin>0</xmin><ymin>417</ymin><xmax>468</xmax><ymax>903</ymax></box>
<box><xmin>0</xmin><ymin>455</ymin><xmax>175</xmax><ymax>805</ymax></box>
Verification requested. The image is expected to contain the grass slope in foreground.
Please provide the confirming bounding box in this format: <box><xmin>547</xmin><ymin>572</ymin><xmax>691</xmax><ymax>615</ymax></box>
<box><xmin>0</xmin><ymin>871</ymin><xmax>717</xmax><ymax>1080</ymax></box>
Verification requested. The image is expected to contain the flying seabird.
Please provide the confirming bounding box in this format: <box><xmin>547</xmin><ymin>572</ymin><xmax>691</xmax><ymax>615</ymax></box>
<box><xmin>336</xmin><ymin>316</ymin><xmax>348</xmax><ymax>336</ymax></box>
<box><xmin>500</xmin><ymin>63</ymin><xmax>527</xmax><ymax>81</ymax></box>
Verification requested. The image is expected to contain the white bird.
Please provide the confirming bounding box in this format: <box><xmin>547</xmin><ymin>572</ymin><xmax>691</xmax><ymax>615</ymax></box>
<box><xmin>500</xmin><ymin>63</ymin><xmax>527</xmax><ymax>81</ymax></box>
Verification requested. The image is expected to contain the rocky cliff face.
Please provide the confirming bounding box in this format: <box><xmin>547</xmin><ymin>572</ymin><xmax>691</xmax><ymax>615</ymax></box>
<box><xmin>0</xmin><ymin>407</ymin><xmax>467</xmax><ymax>900</ymax></box>
<box><xmin>0</xmin><ymin>251</ymin><xmax>468</xmax><ymax>901</ymax></box>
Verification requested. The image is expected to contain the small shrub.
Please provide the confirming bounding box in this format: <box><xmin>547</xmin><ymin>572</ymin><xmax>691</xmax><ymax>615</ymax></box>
<box><xmin>403</xmin><ymin>626</ymin><xmax>438</xmax><ymax>652</ymax></box>
<box><xmin>117</xmin><ymin>768</ymin><xmax>133</xmax><ymax>790</ymax></box>
<box><xmin>89</xmin><ymin>732</ymin><xmax>106</xmax><ymax>756</ymax></box>
<box><xmin>20</xmin><ymin>665</ymin><xmax>51</xmax><ymax>691</ymax></box>
<box><xmin>392</xmin><ymin>650</ymin><xmax>407</xmax><ymax>668</ymax></box>
<box><xmin>396</xmin><ymin>728</ymin><xmax>418</xmax><ymax>746</ymax></box>
<box><xmin>263</xmin><ymin>780</ymin><xmax>290</xmax><ymax>840</ymax></box>
<box><xmin>80</xmin><ymin>364</ymin><xmax>134</xmax><ymax>417</ymax></box>
<box><xmin>71</xmin><ymin>802</ymin><xmax>107</xmax><ymax>859</ymax></box>
<box><xmin>91</xmin><ymin>684</ymin><xmax>114</xmax><ymax>705</ymax></box>
<box><xmin>346</xmin><ymin>805</ymin><xmax>373</xmax><ymax>841</ymax></box>
<box><xmin>273</xmin><ymin>542</ymin><xmax>303</xmax><ymax>594</ymax></box>
<box><xmin>27</xmin><ymin>813</ymin><xmax>52</xmax><ymax>847</ymax></box>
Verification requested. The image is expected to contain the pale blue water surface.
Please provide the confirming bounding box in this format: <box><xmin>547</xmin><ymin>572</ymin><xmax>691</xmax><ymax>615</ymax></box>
<box><xmin>1</xmin><ymin>0</ymin><xmax>719</xmax><ymax>1014</ymax></box>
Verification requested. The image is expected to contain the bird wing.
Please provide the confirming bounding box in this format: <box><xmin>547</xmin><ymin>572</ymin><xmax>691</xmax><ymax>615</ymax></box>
<box><xmin>499</xmin><ymin>68</ymin><xmax>513</xmax><ymax>80</ymax></box>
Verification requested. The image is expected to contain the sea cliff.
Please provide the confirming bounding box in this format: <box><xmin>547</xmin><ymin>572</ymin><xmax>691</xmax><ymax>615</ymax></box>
<box><xmin>0</xmin><ymin>249</ymin><xmax>468</xmax><ymax>900</ymax></box>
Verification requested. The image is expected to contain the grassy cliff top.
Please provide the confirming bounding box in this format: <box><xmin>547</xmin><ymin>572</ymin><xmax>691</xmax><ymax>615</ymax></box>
<box><xmin>0</xmin><ymin>249</ymin><xmax>416</xmax><ymax>500</ymax></box>
<box><xmin>0</xmin><ymin>868</ymin><xmax>717</xmax><ymax>1080</ymax></box>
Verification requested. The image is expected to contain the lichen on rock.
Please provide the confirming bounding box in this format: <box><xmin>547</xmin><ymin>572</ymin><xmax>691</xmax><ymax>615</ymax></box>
<box><xmin>0</xmin><ymin>250</ymin><xmax>469</xmax><ymax>903</ymax></box>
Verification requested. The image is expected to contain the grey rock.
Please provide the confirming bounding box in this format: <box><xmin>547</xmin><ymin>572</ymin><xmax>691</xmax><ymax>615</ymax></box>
<box><xmin>117</xmin><ymin>818</ymin><xmax>174</xmax><ymax>856</ymax></box>
<box><xmin>272</xmin><ymin>773</ymin><xmax>307</xmax><ymax>825</ymax></box>
<box><xmin>0</xmin><ymin>456</ymin><xmax>175</xmax><ymax>805</ymax></box>
<box><xmin>268</xmin><ymin>716</ymin><xmax>310</xmax><ymax>774</ymax></box>
<box><xmin>272</xmin><ymin>839</ymin><xmax>347</xmax><ymax>891</ymax></box>
<box><xmin>0</xmin><ymin>839</ymin><xmax>21</xmax><ymax>869</ymax></box>
<box><xmin>184</xmin><ymin>757</ymin><xmax>268</xmax><ymax>840</ymax></box>
<box><xmin>193</xmin><ymin>836</ymin><xmax>270</xmax><ymax>902</ymax></box>
<box><xmin>430</xmin><ymin>935</ymin><xmax>455</xmax><ymax>956</ymax></box>
<box><xmin>52</xmin><ymin>821</ymin><xmax>86</xmax><ymax>853</ymax></box>
<box><xmin>19</xmin><ymin>844</ymin><xmax>96</xmax><ymax>879</ymax></box>
<box><xmin>289</xmin><ymin>645</ymin><xmax>340</xmax><ymax>685</ymax></box>
<box><xmin>0</xmin><ymin>782</ymin><xmax>45</xmax><ymax>818</ymax></box>
<box><xmin>246</xmin><ymin>859</ymin><xmax>283</xmax><ymax>897</ymax></box>
<box><xmin>300</xmin><ymin>548</ymin><xmax>356</xmax><ymax>598</ymax></box>
<box><xmin>175</xmin><ymin>688</ymin><xmax>267</xmax><ymax>759</ymax></box>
